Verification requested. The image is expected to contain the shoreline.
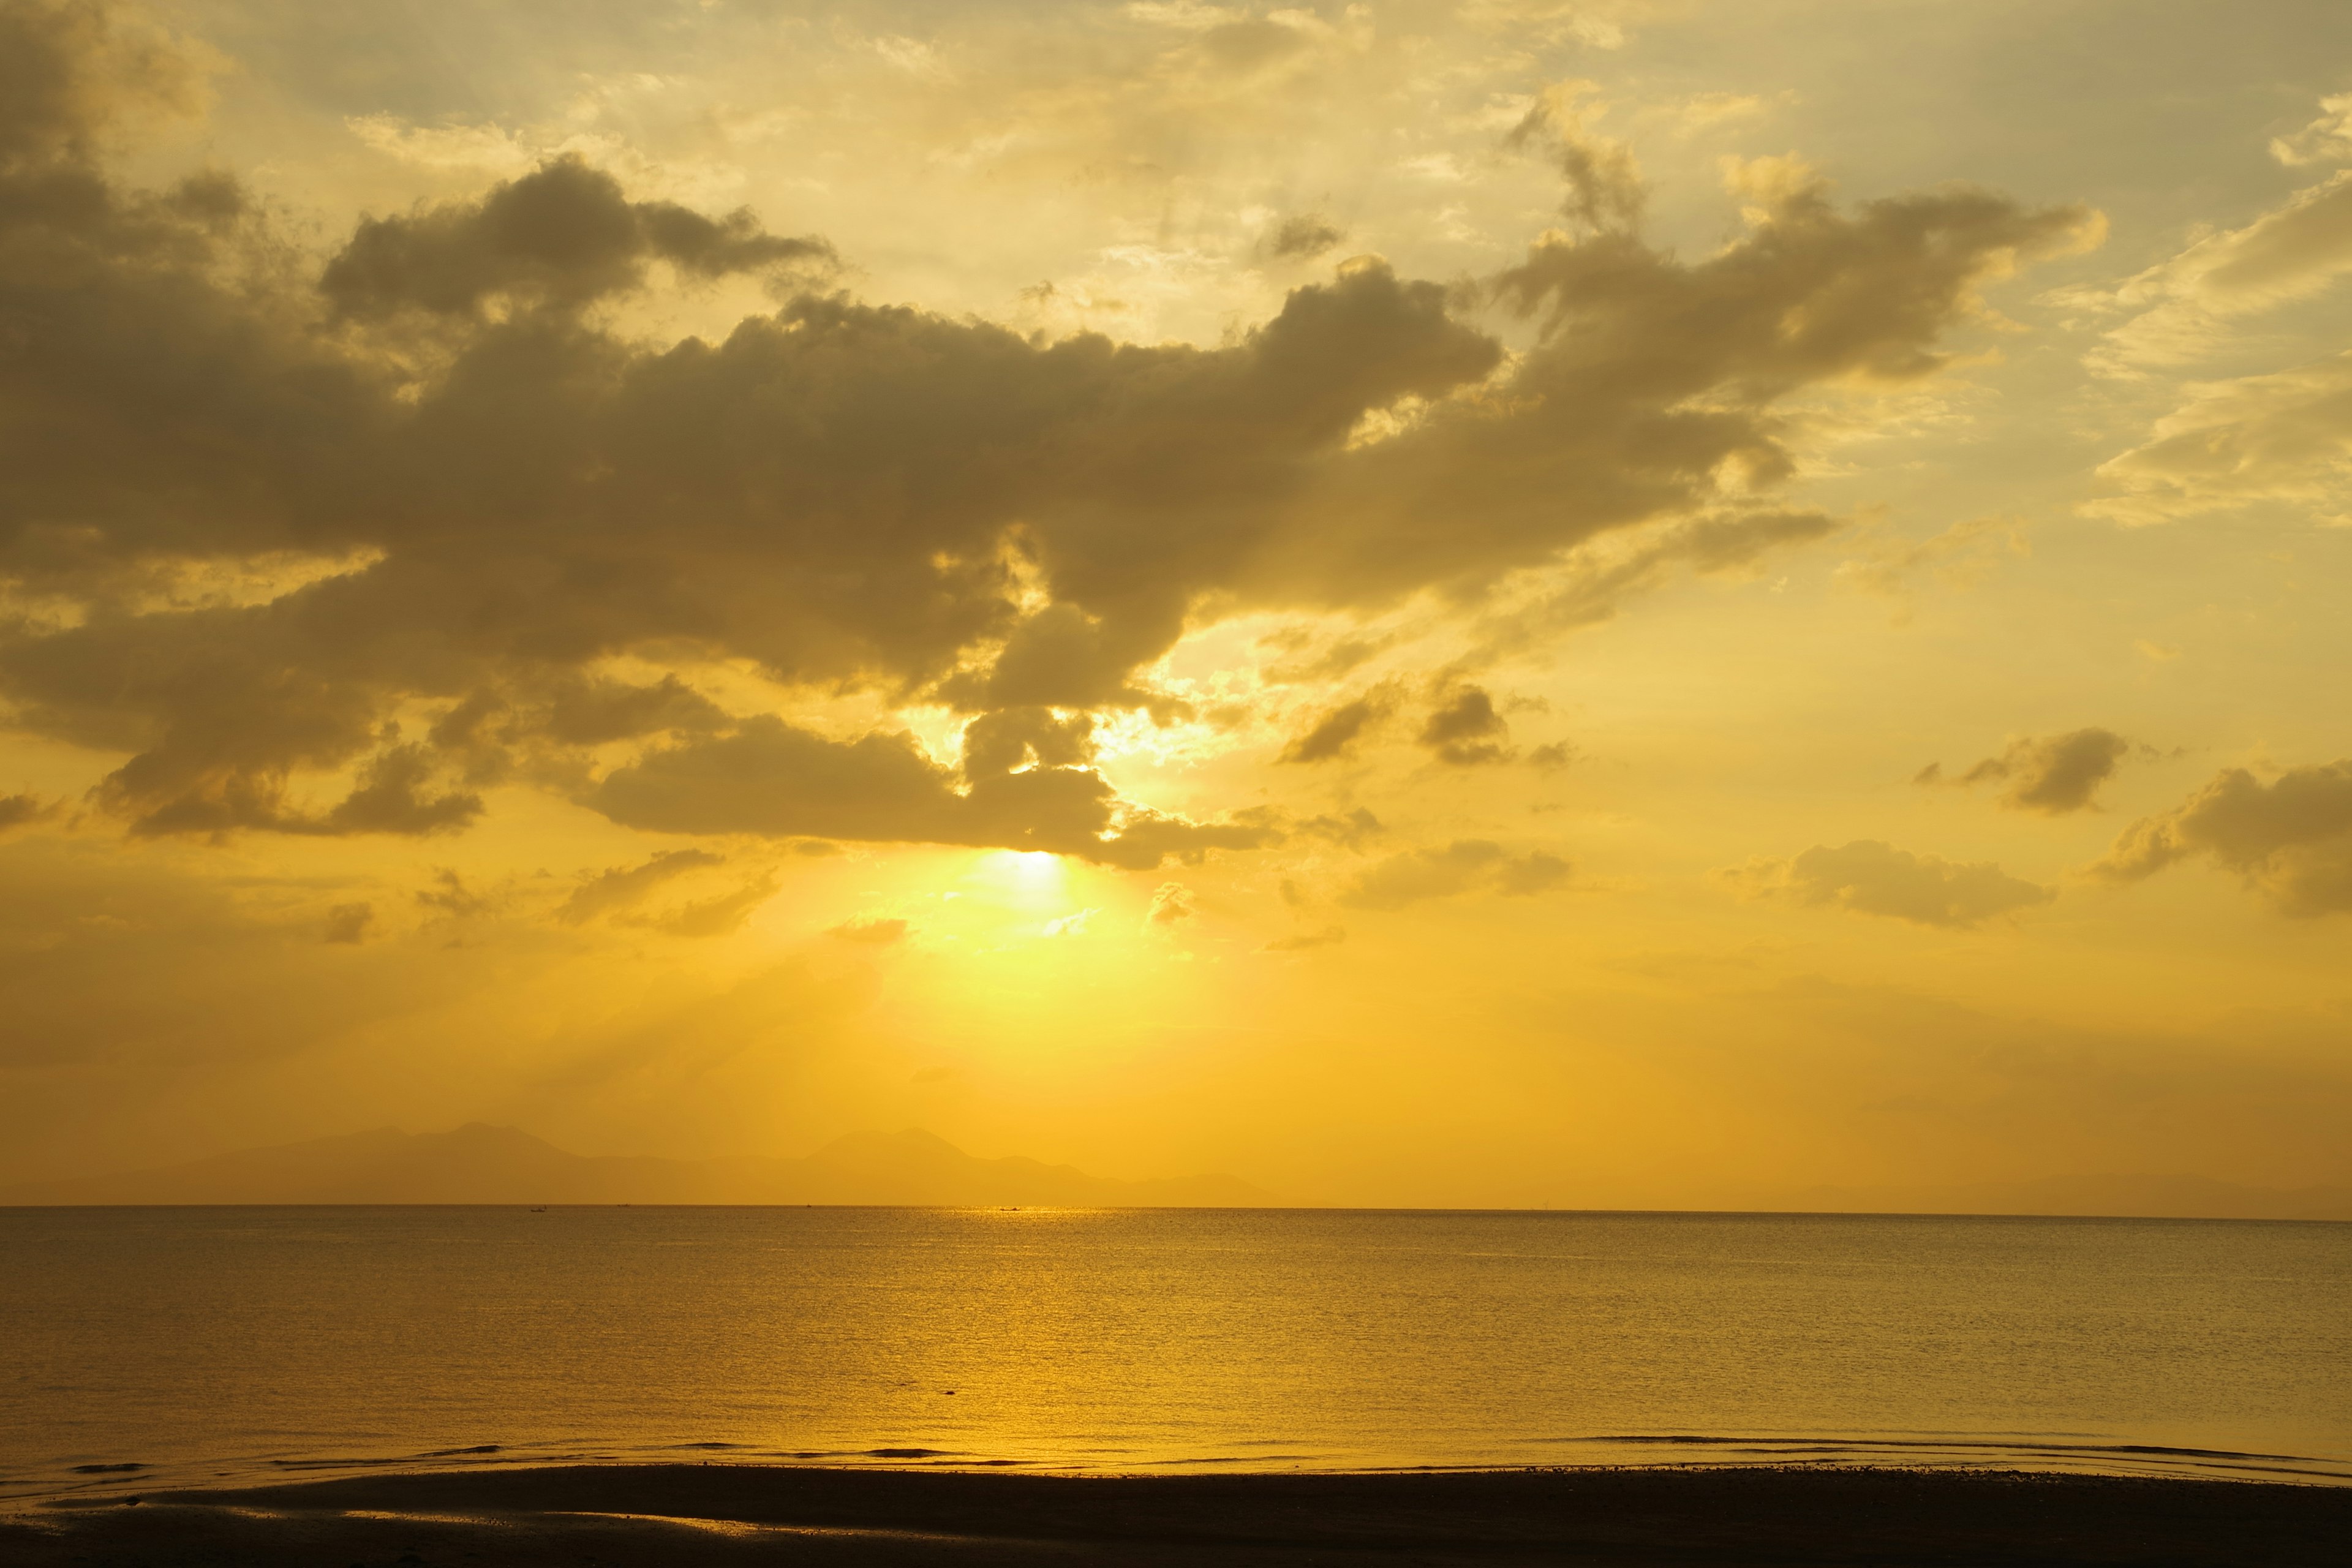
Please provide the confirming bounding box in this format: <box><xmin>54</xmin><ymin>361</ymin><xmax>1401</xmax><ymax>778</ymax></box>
<box><xmin>7</xmin><ymin>1462</ymin><xmax>2351</xmax><ymax>1566</ymax></box>
<box><xmin>15</xmin><ymin>1428</ymin><xmax>2348</xmax><ymax>1507</ymax></box>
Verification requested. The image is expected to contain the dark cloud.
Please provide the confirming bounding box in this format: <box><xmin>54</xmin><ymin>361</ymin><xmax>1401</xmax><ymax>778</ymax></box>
<box><xmin>646</xmin><ymin>873</ymin><xmax>777</xmax><ymax>938</ymax></box>
<box><xmin>1261</xmin><ymin>630</ymin><xmax>1385</xmax><ymax>685</ymax></box>
<box><xmin>1295</xmin><ymin>807</ymin><xmax>1383</xmax><ymax>848</ymax></box>
<box><xmin>1279</xmin><ymin>688</ymin><xmax>1392</xmax><ymax>763</ymax></box>
<box><xmin>0</xmin><ymin>0</ymin><xmax>207</xmax><ymax>169</ymax></box>
<box><xmin>1931</xmin><ymin>728</ymin><xmax>2131</xmax><ymax>813</ymax></box>
<box><xmin>415</xmin><ymin>868</ymin><xmax>491</xmax><ymax>917</ymax></box>
<box><xmin>322</xmin><ymin>902</ymin><xmax>372</xmax><ymax>944</ymax></box>
<box><xmin>1418</xmin><ymin>683</ymin><xmax>1510</xmax><ymax>765</ymax></box>
<box><xmin>591</xmin><ymin>717</ymin><xmax>989</xmax><ymax>840</ymax></box>
<box><xmin>1342</xmin><ymin>840</ymin><xmax>1570</xmax><ymax>910</ymax></box>
<box><xmin>1267</xmin><ymin>214</ymin><xmax>1344</xmax><ymax>260</ymax></box>
<box><xmin>0</xmin><ymin>792</ymin><xmax>53</xmax><ymax>831</ymax></box>
<box><xmin>557</xmin><ymin>847</ymin><xmax>725</xmax><ymax>925</ymax></box>
<box><xmin>1732</xmin><ymin>840</ymin><xmax>2051</xmax><ymax>927</ymax></box>
<box><xmin>959</xmin><ymin>704</ymin><xmax>1096</xmax><ymax>778</ymax></box>
<box><xmin>97</xmin><ymin>736</ymin><xmax>481</xmax><ymax>840</ymax></box>
<box><xmin>2095</xmin><ymin>761</ymin><xmax>2352</xmax><ymax>914</ymax></box>
<box><xmin>543</xmin><ymin>675</ymin><xmax>728</xmax><ymax>748</ymax></box>
<box><xmin>322</xmin><ymin>156</ymin><xmax>834</xmax><ymax>321</ymax></box>
<box><xmin>590</xmin><ymin>714</ymin><xmax>1268</xmax><ymax>867</ymax></box>
<box><xmin>1506</xmin><ymin>85</ymin><xmax>1644</xmax><ymax>234</ymax></box>
<box><xmin>305</xmin><ymin>744</ymin><xmax>482</xmax><ymax>836</ymax></box>
<box><xmin>0</xmin><ymin>6</ymin><xmax>2095</xmax><ymax>864</ymax></box>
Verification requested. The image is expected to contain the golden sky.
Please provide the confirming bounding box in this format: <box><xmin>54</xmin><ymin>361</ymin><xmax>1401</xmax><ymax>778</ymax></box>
<box><xmin>5</xmin><ymin>0</ymin><xmax>2352</xmax><ymax>1204</ymax></box>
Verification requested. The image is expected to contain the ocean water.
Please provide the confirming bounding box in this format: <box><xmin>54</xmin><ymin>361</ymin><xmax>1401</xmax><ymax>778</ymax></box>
<box><xmin>4</xmin><ymin>1207</ymin><xmax>2349</xmax><ymax>1504</ymax></box>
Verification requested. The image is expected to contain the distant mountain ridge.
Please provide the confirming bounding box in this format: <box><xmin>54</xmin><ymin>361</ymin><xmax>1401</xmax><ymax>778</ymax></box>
<box><xmin>8</xmin><ymin>1129</ymin><xmax>2345</xmax><ymax>1218</ymax></box>
<box><xmin>0</xmin><ymin>1125</ymin><xmax>1277</xmax><ymax>1207</ymax></box>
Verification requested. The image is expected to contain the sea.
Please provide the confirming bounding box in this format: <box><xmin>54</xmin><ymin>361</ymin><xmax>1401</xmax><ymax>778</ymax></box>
<box><xmin>4</xmin><ymin>1206</ymin><xmax>2348</xmax><ymax>1505</ymax></box>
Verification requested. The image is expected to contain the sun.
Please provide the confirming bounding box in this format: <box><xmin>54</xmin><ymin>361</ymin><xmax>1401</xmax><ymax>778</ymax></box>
<box><xmin>979</xmin><ymin>850</ymin><xmax>1067</xmax><ymax>904</ymax></box>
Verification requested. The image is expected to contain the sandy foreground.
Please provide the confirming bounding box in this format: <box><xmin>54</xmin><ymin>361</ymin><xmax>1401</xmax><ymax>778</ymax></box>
<box><xmin>5</xmin><ymin>1463</ymin><xmax>2349</xmax><ymax>1566</ymax></box>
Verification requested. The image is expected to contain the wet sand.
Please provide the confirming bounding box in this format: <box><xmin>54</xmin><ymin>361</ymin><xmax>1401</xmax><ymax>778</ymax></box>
<box><xmin>7</xmin><ymin>1463</ymin><xmax>2351</xmax><ymax>1566</ymax></box>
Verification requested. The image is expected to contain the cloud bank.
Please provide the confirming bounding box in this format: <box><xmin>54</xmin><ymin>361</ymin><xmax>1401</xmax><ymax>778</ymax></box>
<box><xmin>1923</xmin><ymin>728</ymin><xmax>2131</xmax><ymax>815</ymax></box>
<box><xmin>1730</xmin><ymin>840</ymin><xmax>2052</xmax><ymax>928</ymax></box>
<box><xmin>2096</xmin><ymin>761</ymin><xmax>2352</xmax><ymax>915</ymax></box>
<box><xmin>1</xmin><ymin>1</ymin><xmax>2094</xmax><ymax>874</ymax></box>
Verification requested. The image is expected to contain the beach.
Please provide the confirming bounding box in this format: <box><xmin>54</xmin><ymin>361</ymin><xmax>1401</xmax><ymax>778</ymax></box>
<box><xmin>7</xmin><ymin>1463</ymin><xmax>2351</xmax><ymax>1567</ymax></box>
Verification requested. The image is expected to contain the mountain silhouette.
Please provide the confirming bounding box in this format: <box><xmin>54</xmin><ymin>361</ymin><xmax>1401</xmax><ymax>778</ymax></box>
<box><xmin>0</xmin><ymin>1125</ymin><xmax>1276</xmax><ymax>1207</ymax></box>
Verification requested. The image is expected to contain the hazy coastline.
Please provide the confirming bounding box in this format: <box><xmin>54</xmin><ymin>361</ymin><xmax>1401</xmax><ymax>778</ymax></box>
<box><xmin>8</xmin><ymin>1124</ymin><xmax>2350</xmax><ymax>1221</ymax></box>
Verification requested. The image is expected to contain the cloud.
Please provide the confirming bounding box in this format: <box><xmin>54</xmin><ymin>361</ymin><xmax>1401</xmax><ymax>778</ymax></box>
<box><xmin>1506</xmin><ymin>81</ymin><xmax>1645</xmax><ymax>233</ymax></box>
<box><xmin>415</xmin><ymin>869</ymin><xmax>492</xmax><ymax>918</ymax></box>
<box><xmin>2274</xmin><ymin>94</ymin><xmax>2352</xmax><ymax>167</ymax></box>
<box><xmin>344</xmin><ymin>113</ymin><xmax>537</xmax><ymax>177</ymax></box>
<box><xmin>1146</xmin><ymin>881</ymin><xmax>1196</xmax><ymax>925</ymax></box>
<box><xmin>1470</xmin><ymin>510</ymin><xmax>1842</xmax><ymax>662</ymax></box>
<box><xmin>589</xmin><ymin>715</ymin><xmax>1268</xmax><ymax>868</ymax></box>
<box><xmin>646</xmin><ymin>873</ymin><xmax>777</xmax><ymax>938</ymax></box>
<box><xmin>1265</xmin><ymin>213</ymin><xmax>1344</xmax><ymax>260</ymax></box>
<box><xmin>960</xmin><ymin>706</ymin><xmax>1096</xmax><ymax>778</ymax></box>
<box><xmin>1926</xmin><ymin>729</ymin><xmax>2132</xmax><ymax>815</ymax></box>
<box><xmin>2082</xmin><ymin>159</ymin><xmax>2352</xmax><ymax>376</ymax></box>
<box><xmin>1659</xmin><ymin>91</ymin><xmax>1779</xmax><ymax>135</ymax></box>
<box><xmin>1341</xmin><ymin>840</ymin><xmax>1570</xmax><ymax>910</ymax></box>
<box><xmin>1278</xmin><ymin>688</ymin><xmax>1393</xmax><ymax>763</ymax></box>
<box><xmin>2147</xmin><ymin>173</ymin><xmax>2352</xmax><ymax>317</ymax></box>
<box><xmin>541</xmin><ymin>676</ymin><xmax>728</xmax><ymax>748</ymax></box>
<box><xmin>2075</xmin><ymin>92</ymin><xmax>2352</xmax><ymax>522</ymax></box>
<box><xmin>305</xmin><ymin>745</ymin><xmax>483</xmax><ymax>836</ymax></box>
<box><xmin>1836</xmin><ymin>514</ymin><xmax>2029</xmax><ymax>600</ymax></box>
<box><xmin>1262</xmin><ymin>924</ymin><xmax>1344</xmax><ymax>951</ymax></box>
<box><xmin>0</xmin><ymin>793</ymin><xmax>53</xmax><ymax>831</ymax></box>
<box><xmin>2088</xmin><ymin>352</ymin><xmax>2352</xmax><ymax>524</ymax></box>
<box><xmin>557</xmin><ymin>848</ymin><xmax>725</xmax><ymax>925</ymax></box>
<box><xmin>322</xmin><ymin>902</ymin><xmax>372</xmax><ymax>944</ymax></box>
<box><xmin>0</xmin><ymin>0</ymin><xmax>214</xmax><ymax>167</ymax></box>
<box><xmin>322</xmin><ymin>155</ymin><xmax>835</xmax><ymax>320</ymax></box>
<box><xmin>0</xmin><ymin>5</ymin><xmax>2095</xmax><ymax>865</ymax></box>
<box><xmin>94</xmin><ymin>739</ymin><xmax>484</xmax><ymax>840</ymax></box>
<box><xmin>1728</xmin><ymin>840</ymin><xmax>2052</xmax><ymax>927</ymax></box>
<box><xmin>2093</xmin><ymin>761</ymin><xmax>2352</xmax><ymax>915</ymax></box>
<box><xmin>1417</xmin><ymin>683</ymin><xmax>1510</xmax><ymax>765</ymax></box>
<box><xmin>1294</xmin><ymin>807</ymin><xmax>1383</xmax><ymax>848</ymax></box>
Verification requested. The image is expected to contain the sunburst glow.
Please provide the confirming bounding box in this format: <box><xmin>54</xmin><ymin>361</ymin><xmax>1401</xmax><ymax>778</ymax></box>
<box><xmin>1</xmin><ymin>0</ymin><xmax>2348</xmax><ymax>1225</ymax></box>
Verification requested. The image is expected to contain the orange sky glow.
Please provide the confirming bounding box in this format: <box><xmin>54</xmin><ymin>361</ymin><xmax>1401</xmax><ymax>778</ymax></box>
<box><xmin>5</xmin><ymin>0</ymin><xmax>2352</xmax><ymax>1207</ymax></box>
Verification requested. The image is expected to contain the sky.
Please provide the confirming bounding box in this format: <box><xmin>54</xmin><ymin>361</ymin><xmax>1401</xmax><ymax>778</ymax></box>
<box><xmin>4</xmin><ymin>0</ymin><xmax>2352</xmax><ymax>1206</ymax></box>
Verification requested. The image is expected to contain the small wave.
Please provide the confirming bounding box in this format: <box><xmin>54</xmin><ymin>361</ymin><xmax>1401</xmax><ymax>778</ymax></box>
<box><xmin>1528</xmin><ymin>1432</ymin><xmax>2352</xmax><ymax>1482</ymax></box>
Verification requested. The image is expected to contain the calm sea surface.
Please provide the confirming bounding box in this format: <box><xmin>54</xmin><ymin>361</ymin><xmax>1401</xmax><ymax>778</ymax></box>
<box><xmin>4</xmin><ymin>1207</ymin><xmax>2349</xmax><ymax>1503</ymax></box>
